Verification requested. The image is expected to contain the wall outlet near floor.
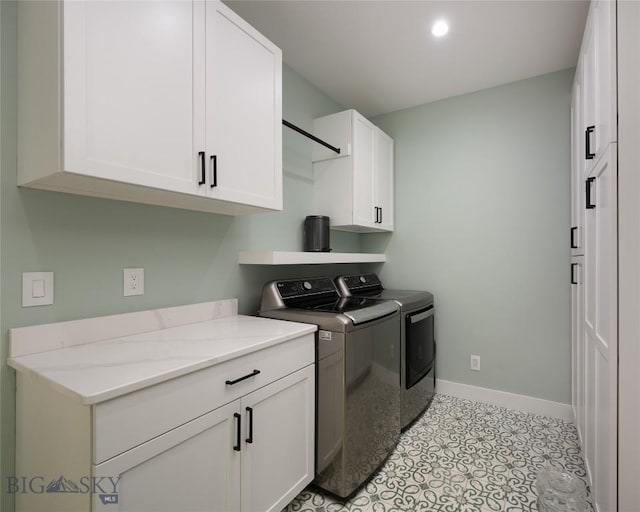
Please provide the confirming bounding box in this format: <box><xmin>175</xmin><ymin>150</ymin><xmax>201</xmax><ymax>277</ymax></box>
<box><xmin>123</xmin><ymin>268</ymin><xmax>144</xmax><ymax>296</ymax></box>
<box><xmin>470</xmin><ymin>355</ymin><xmax>481</xmax><ymax>371</ymax></box>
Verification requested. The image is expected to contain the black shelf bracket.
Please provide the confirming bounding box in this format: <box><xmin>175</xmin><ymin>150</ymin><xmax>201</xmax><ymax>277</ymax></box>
<box><xmin>282</xmin><ymin>119</ymin><xmax>341</xmax><ymax>154</ymax></box>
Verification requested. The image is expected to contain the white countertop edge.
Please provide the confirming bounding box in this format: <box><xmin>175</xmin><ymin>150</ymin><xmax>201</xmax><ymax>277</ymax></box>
<box><xmin>8</xmin><ymin>319</ymin><xmax>317</xmax><ymax>406</ymax></box>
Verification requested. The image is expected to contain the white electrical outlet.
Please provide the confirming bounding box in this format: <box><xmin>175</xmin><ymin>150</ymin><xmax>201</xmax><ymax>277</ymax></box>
<box><xmin>123</xmin><ymin>268</ymin><xmax>144</xmax><ymax>296</ymax></box>
<box><xmin>470</xmin><ymin>355</ymin><xmax>481</xmax><ymax>371</ymax></box>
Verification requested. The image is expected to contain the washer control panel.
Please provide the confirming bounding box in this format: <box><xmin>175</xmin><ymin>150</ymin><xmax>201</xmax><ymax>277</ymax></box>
<box><xmin>277</xmin><ymin>277</ymin><xmax>336</xmax><ymax>299</ymax></box>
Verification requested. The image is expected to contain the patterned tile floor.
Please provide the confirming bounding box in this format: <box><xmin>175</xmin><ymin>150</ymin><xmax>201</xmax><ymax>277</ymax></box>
<box><xmin>284</xmin><ymin>394</ymin><xmax>591</xmax><ymax>512</ymax></box>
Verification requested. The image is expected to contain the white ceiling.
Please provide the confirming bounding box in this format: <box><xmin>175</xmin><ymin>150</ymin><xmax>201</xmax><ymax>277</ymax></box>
<box><xmin>226</xmin><ymin>0</ymin><xmax>589</xmax><ymax>117</ymax></box>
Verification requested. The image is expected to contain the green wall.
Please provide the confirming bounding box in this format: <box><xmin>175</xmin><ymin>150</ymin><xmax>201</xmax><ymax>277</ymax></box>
<box><xmin>0</xmin><ymin>3</ymin><xmax>360</xmax><ymax>508</ymax></box>
<box><xmin>364</xmin><ymin>69</ymin><xmax>574</xmax><ymax>405</ymax></box>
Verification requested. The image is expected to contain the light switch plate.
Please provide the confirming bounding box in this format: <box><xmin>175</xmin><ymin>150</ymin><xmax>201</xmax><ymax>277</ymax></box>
<box><xmin>22</xmin><ymin>272</ymin><xmax>54</xmax><ymax>307</ymax></box>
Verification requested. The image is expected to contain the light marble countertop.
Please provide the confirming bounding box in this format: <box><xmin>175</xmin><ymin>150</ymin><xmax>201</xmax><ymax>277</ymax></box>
<box><xmin>8</xmin><ymin>315</ymin><xmax>316</xmax><ymax>405</ymax></box>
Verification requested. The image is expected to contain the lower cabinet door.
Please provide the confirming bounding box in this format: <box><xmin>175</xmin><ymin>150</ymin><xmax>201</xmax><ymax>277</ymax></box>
<box><xmin>583</xmin><ymin>144</ymin><xmax>617</xmax><ymax>512</ymax></box>
<box><xmin>571</xmin><ymin>256</ymin><xmax>585</xmax><ymax>442</ymax></box>
<box><xmin>93</xmin><ymin>401</ymin><xmax>241</xmax><ymax>512</ymax></box>
<box><xmin>240</xmin><ymin>365</ymin><xmax>315</xmax><ymax>512</ymax></box>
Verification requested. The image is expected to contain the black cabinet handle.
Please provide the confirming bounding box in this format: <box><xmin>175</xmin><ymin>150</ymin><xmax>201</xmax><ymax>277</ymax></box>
<box><xmin>210</xmin><ymin>155</ymin><xmax>217</xmax><ymax>188</ymax></box>
<box><xmin>586</xmin><ymin>177</ymin><xmax>596</xmax><ymax>209</ymax></box>
<box><xmin>225</xmin><ymin>369</ymin><xmax>261</xmax><ymax>386</ymax></box>
<box><xmin>585</xmin><ymin>126</ymin><xmax>595</xmax><ymax>160</ymax></box>
<box><xmin>198</xmin><ymin>151</ymin><xmax>206</xmax><ymax>185</ymax></box>
<box><xmin>233</xmin><ymin>413</ymin><xmax>241</xmax><ymax>451</ymax></box>
<box><xmin>245</xmin><ymin>407</ymin><xmax>253</xmax><ymax>444</ymax></box>
<box><xmin>570</xmin><ymin>227</ymin><xmax>578</xmax><ymax>249</ymax></box>
<box><xmin>379</xmin><ymin>207</ymin><xmax>383</xmax><ymax>224</ymax></box>
<box><xmin>373</xmin><ymin>207</ymin><xmax>378</xmax><ymax>223</ymax></box>
<box><xmin>571</xmin><ymin>263</ymin><xmax>578</xmax><ymax>285</ymax></box>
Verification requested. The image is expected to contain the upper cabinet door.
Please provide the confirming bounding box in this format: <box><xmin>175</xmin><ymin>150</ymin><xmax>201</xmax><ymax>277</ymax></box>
<box><xmin>581</xmin><ymin>0</ymin><xmax>617</xmax><ymax>175</ymax></box>
<box><xmin>594</xmin><ymin>0</ymin><xmax>617</xmax><ymax>148</ymax></box>
<box><xmin>581</xmin><ymin>7</ymin><xmax>597</xmax><ymax>170</ymax></box>
<box><xmin>352</xmin><ymin>114</ymin><xmax>377</xmax><ymax>229</ymax></box>
<box><xmin>205</xmin><ymin>1</ymin><xmax>283</xmax><ymax>210</ymax></box>
<box><xmin>63</xmin><ymin>1</ymin><xmax>203</xmax><ymax>196</ymax></box>
<box><xmin>374</xmin><ymin>128</ymin><xmax>394</xmax><ymax>232</ymax></box>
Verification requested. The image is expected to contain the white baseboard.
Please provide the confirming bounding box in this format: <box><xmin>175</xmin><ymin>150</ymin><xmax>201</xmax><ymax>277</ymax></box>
<box><xmin>436</xmin><ymin>379</ymin><xmax>574</xmax><ymax>422</ymax></box>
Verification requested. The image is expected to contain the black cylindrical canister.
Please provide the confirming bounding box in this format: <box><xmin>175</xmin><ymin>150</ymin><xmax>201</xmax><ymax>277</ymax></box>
<box><xmin>304</xmin><ymin>216</ymin><xmax>330</xmax><ymax>252</ymax></box>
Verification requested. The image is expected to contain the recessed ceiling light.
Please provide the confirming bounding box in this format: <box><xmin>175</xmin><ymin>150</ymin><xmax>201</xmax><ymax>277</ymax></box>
<box><xmin>431</xmin><ymin>20</ymin><xmax>449</xmax><ymax>37</ymax></box>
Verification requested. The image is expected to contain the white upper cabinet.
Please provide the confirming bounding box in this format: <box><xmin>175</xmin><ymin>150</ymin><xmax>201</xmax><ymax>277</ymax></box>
<box><xmin>312</xmin><ymin>110</ymin><xmax>394</xmax><ymax>233</ymax></box>
<box><xmin>351</xmin><ymin>114</ymin><xmax>377</xmax><ymax>229</ymax></box>
<box><xmin>374</xmin><ymin>129</ymin><xmax>395</xmax><ymax>231</ymax></box>
<box><xmin>205</xmin><ymin>3</ymin><xmax>282</xmax><ymax>210</ymax></box>
<box><xmin>580</xmin><ymin>0</ymin><xmax>617</xmax><ymax>174</ymax></box>
<box><xmin>17</xmin><ymin>0</ymin><xmax>282</xmax><ymax>215</ymax></box>
<box><xmin>63</xmin><ymin>1</ymin><xmax>200</xmax><ymax>197</ymax></box>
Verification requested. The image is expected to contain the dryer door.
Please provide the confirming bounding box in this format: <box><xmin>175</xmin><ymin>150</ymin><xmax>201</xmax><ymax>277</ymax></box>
<box><xmin>406</xmin><ymin>306</ymin><xmax>435</xmax><ymax>389</ymax></box>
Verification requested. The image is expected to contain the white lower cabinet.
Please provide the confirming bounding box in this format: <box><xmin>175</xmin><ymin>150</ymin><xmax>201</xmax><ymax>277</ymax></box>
<box><xmin>14</xmin><ymin>334</ymin><xmax>315</xmax><ymax>512</ymax></box>
<box><xmin>582</xmin><ymin>144</ymin><xmax>617</xmax><ymax>512</ymax></box>
<box><xmin>93</xmin><ymin>402</ymin><xmax>241</xmax><ymax>512</ymax></box>
<box><xmin>571</xmin><ymin>256</ymin><xmax>584</xmax><ymax>441</ymax></box>
<box><xmin>93</xmin><ymin>366</ymin><xmax>314</xmax><ymax>512</ymax></box>
<box><xmin>240</xmin><ymin>367</ymin><xmax>315</xmax><ymax>512</ymax></box>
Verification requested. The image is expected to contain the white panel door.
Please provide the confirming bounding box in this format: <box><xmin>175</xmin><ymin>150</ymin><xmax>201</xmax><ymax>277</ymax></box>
<box><xmin>93</xmin><ymin>401</ymin><xmax>241</xmax><ymax>512</ymax></box>
<box><xmin>240</xmin><ymin>365</ymin><xmax>315</xmax><ymax>512</ymax></box>
<box><xmin>571</xmin><ymin>256</ymin><xmax>585</xmax><ymax>442</ymax></box>
<box><xmin>581</xmin><ymin>6</ymin><xmax>597</xmax><ymax>174</ymax></box>
<box><xmin>583</xmin><ymin>144</ymin><xmax>617</xmax><ymax>512</ymax></box>
<box><xmin>374</xmin><ymin>128</ymin><xmax>394</xmax><ymax>232</ymax></box>
<box><xmin>205</xmin><ymin>1</ymin><xmax>282</xmax><ymax>209</ymax></box>
<box><xmin>63</xmin><ymin>1</ymin><xmax>204</xmax><ymax>196</ymax></box>
<box><xmin>352</xmin><ymin>114</ymin><xmax>377</xmax><ymax>229</ymax></box>
<box><xmin>594</xmin><ymin>0</ymin><xmax>617</xmax><ymax>149</ymax></box>
<box><xmin>582</xmin><ymin>1</ymin><xmax>616</xmax><ymax>174</ymax></box>
<box><xmin>571</xmin><ymin>76</ymin><xmax>584</xmax><ymax>256</ymax></box>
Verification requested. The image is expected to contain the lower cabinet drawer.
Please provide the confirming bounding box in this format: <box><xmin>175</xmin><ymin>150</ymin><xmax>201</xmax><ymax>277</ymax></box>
<box><xmin>93</xmin><ymin>334</ymin><xmax>314</xmax><ymax>464</ymax></box>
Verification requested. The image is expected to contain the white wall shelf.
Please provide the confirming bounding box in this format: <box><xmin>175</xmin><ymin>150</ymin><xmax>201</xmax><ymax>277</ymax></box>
<box><xmin>238</xmin><ymin>251</ymin><xmax>386</xmax><ymax>265</ymax></box>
